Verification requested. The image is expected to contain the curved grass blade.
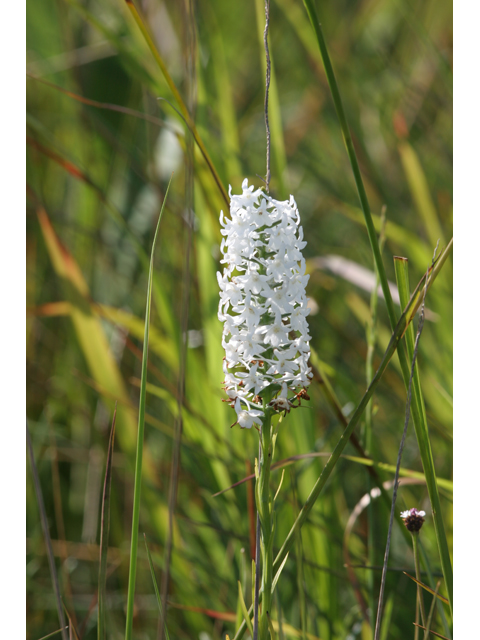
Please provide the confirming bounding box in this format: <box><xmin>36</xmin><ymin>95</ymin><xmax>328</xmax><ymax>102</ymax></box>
<box><xmin>27</xmin><ymin>73</ymin><xmax>170</xmax><ymax>130</ymax></box>
<box><xmin>61</xmin><ymin>604</ymin><xmax>80</xmax><ymax>640</ymax></box>
<box><xmin>403</xmin><ymin>573</ymin><xmax>449</xmax><ymax>606</ymax></box>
<box><xmin>238</xmin><ymin>581</ymin><xmax>254</xmax><ymax>638</ymax></box>
<box><xmin>398</xmin><ymin>142</ymin><xmax>445</xmax><ymax>248</ymax></box>
<box><xmin>97</xmin><ymin>407</ymin><xmax>117</xmax><ymax>640</ymax></box>
<box><xmin>36</xmin><ymin>628</ymin><xmax>69</xmax><ymax>640</ymax></box>
<box><xmin>144</xmin><ymin>535</ymin><xmax>170</xmax><ymax>640</ymax></box>
<box><xmin>212</xmin><ymin>451</ymin><xmax>452</xmax><ymax>497</ymax></box>
<box><xmin>412</xmin><ymin>625</ymin><xmax>450</xmax><ymax>640</ymax></box>
<box><xmin>125</xmin><ymin>177</ymin><xmax>172</xmax><ymax>640</ymax></box>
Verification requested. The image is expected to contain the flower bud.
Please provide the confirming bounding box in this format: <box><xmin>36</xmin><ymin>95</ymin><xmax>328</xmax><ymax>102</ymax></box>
<box><xmin>400</xmin><ymin>508</ymin><xmax>426</xmax><ymax>533</ymax></box>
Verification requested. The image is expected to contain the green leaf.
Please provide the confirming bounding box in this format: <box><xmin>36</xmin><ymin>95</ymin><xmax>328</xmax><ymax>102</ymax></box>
<box><xmin>237</xmin><ymin>580</ymin><xmax>254</xmax><ymax>637</ymax></box>
<box><xmin>144</xmin><ymin>535</ymin><xmax>171</xmax><ymax>640</ymax></box>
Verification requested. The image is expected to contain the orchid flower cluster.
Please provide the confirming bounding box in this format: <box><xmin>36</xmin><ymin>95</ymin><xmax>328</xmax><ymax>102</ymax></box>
<box><xmin>218</xmin><ymin>179</ymin><xmax>313</xmax><ymax>429</ymax></box>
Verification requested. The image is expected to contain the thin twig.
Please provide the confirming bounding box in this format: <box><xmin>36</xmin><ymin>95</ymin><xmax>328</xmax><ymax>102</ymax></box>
<box><xmin>26</xmin><ymin>420</ymin><xmax>69</xmax><ymax>640</ymax></box>
<box><xmin>373</xmin><ymin>241</ymin><xmax>439</xmax><ymax>640</ymax></box>
<box><xmin>263</xmin><ymin>0</ymin><xmax>271</xmax><ymax>192</ymax></box>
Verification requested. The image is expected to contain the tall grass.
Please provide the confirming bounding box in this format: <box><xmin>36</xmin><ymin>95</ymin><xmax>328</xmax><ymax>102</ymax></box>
<box><xmin>27</xmin><ymin>0</ymin><xmax>452</xmax><ymax>638</ymax></box>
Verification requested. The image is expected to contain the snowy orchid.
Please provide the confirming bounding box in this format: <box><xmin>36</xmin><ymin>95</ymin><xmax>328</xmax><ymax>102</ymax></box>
<box><xmin>218</xmin><ymin>179</ymin><xmax>313</xmax><ymax>428</ymax></box>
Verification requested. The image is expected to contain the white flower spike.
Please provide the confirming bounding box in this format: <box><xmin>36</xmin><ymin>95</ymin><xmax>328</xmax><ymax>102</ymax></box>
<box><xmin>218</xmin><ymin>179</ymin><xmax>313</xmax><ymax>428</ymax></box>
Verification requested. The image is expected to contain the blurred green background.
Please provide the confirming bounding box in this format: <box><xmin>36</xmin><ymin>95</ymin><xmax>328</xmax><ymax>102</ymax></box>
<box><xmin>26</xmin><ymin>0</ymin><xmax>452</xmax><ymax>638</ymax></box>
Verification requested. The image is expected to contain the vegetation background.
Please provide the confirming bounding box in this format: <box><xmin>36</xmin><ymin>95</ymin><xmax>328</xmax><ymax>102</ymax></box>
<box><xmin>26</xmin><ymin>0</ymin><xmax>453</xmax><ymax>638</ymax></box>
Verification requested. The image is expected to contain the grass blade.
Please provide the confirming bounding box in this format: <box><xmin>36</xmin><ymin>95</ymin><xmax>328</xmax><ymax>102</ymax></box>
<box><xmin>144</xmin><ymin>535</ymin><xmax>170</xmax><ymax>640</ymax></box>
<box><xmin>61</xmin><ymin>604</ymin><xmax>80</xmax><ymax>640</ymax></box>
<box><xmin>412</xmin><ymin>625</ymin><xmax>450</xmax><ymax>640</ymax></box>
<box><xmin>125</xmin><ymin>177</ymin><xmax>172</xmax><ymax>640</ymax></box>
<box><xmin>398</xmin><ymin>142</ymin><xmax>445</xmax><ymax>247</ymax></box>
<box><xmin>36</xmin><ymin>628</ymin><xmax>69</xmax><ymax>640</ymax></box>
<box><xmin>27</xmin><ymin>420</ymin><xmax>68</xmax><ymax>640</ymax></box>
<box><xmin>97</xmin><ymin>407</ymin><xmax>117</xmax><ymax>640</ymax></box>
<box><xmin>238</xmin><ymin>581</ymin><xmax>254</xmax><ymax>637</ymax></box>
<box><xmin>403</xmin><ymin>573</ymin><xmax>449</xmax><ymax>606</ymax></box>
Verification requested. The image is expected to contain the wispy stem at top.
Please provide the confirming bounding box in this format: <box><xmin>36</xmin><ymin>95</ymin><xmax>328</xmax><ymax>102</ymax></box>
<box><xmin>263</xmin><ymin>0</ymin><xmax>271</xmax><ymax>193</ymax></box>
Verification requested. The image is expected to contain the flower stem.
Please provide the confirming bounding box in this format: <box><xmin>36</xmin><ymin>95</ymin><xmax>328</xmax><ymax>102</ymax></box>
<box><xmin>412</xmin><ymin>533</ymin><xmax>427</xmax><ymax>634</ymax></box>
<box><xmin>257</xmin><ymin>409</ymin><xmax>274</xmax><ymax>639</ymax></box>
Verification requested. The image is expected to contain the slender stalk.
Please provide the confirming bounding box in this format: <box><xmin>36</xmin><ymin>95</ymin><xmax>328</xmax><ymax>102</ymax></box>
<box><xmin>412</xmin><ymin>534</ymin><xmax>427</xmax><ymax>633</ymax></box>
<box><xmin>263</xmin><ymin>0</ymin><xmax>271</xmax><ymax>192</ymax></box>
<box><xmin>257</xmin><ymin>409</ymin><xmax>274</xmax><ymax>639</ymax></box>
<box><xmin>414</xmin><ymin>589</ymin><xmax>420</xmax><ymax>640</ymax></box>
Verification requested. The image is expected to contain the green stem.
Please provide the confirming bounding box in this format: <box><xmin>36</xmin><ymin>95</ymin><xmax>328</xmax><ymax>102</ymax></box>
<box><xmin>412</xmin><ymin>533</ymin><xmax>427</xmax><ymax>634</ymax></box>
<box><xmin>257</xmin><ymin>409</ymin><xmax>274</xmax><ymax>639</ymax></box>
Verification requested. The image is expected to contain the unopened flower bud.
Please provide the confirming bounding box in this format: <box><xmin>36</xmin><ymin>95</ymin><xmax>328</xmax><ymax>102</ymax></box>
<box><xmin>400</xmin><ymin>508</ymin><xmax>426</xmax><ymax>532</ymax></box>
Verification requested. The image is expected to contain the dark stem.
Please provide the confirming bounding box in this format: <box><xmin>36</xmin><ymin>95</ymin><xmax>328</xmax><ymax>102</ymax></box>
<box><xmin>264</xmin><ymin>0</ymin><xmax>271</xmax><ymax>193</ymax></box>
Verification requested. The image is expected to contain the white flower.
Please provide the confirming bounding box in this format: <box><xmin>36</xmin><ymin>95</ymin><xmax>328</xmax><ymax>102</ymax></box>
<box><xmin>219</xmin><ymin>179</ymin><xmax>313</xmax><ymax>428</ymax></box>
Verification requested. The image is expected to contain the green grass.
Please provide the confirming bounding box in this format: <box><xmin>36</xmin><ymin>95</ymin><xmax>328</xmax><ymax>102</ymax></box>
<box><xmin>27</xmin><ymin>0</ymin><xmax>452</xmax><ymax>638</ymax></box>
